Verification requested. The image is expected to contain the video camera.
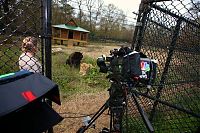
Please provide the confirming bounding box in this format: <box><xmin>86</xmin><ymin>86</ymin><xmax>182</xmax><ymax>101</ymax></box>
<box><xmin>97</xmin><ymin>47</ymin><xmax>157</xmax><ymax>87</ymax></box>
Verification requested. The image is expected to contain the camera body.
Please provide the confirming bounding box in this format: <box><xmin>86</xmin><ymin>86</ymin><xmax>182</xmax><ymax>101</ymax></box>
<box><xmin>97</xmin><ymin>47</ymin><xmax>157</xmax><ymax>86</ymax></box>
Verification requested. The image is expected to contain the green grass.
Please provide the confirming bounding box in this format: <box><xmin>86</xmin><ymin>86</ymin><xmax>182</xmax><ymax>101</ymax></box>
<box><xmin>152</xmin><ymin>110</ymin><xmax>200</xmax><ymax>133</ymax></box>
<box><xmin>0</xmin><ymin>42</ymin><xmax>110</xmax><ymax>96</ymax></box>
<box><xmin>151</xmin><ymin>87</ymin><xmax>200</xmax><ymax>133</ymax></box>
<box><xmin>52</xmin><ymin>52</ymin><xmax>110</xmax><ymax>98</ymax></box>
<box><xmin>1</xmin><ymin>41</ymin><xmax>199</xmax><ymax>132</ymax></box>
<box><xmin>0</xmin><ymin>44</ymin><xmax>21</xmax><ymax>74</ymax></box>
<box><xmin>122</xmin><ymin>116</ymin><xmax>149</xmax><ymax>133</ymax></box>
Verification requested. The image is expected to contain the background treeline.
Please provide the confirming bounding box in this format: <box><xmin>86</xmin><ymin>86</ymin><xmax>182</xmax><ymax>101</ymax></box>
<box><xmin>52</xmin><ymin>0</ymin><xmax>136</xmax><ymax>43</ymax></box>
<box><xmin>0</xmin><ymin>0</ymin><xmax>199</xmax><ymax>44</ymax></box>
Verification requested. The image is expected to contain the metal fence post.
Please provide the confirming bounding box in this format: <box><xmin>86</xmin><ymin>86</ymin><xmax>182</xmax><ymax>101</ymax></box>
<box><xmin>42</xmin><ymin>0</ymin><xmax>53</xmax><ymax>133</ymax></box>
<box><xmin>132</xmin><ymin>0</ymin><xmax>151</xmax><ymax>51</ymax></box>
<box><xmin>43</xmin><ymin>0</ymin><xmax>52</xmax><ymax>79</ymax></box>
<box><xmin>149</xmin><ymin>18</ymin><xmax>183</xmax><ymax>121</ymax></box>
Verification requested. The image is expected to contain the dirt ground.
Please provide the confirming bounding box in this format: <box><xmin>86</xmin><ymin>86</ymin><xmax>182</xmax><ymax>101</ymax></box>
<box><xmin>53</xmin><ymin>92</ymin><xmax>110</xmax><ymax>133</ymax></box>
<box><xmin>52</xmin><ymin>43</ymin><xmax>123</xmax><ymax>59</ymax></box>
<box><xmin>52</xmin><ymin>44</ymin><xmax>125</xmax><ymax>133</ymax></box>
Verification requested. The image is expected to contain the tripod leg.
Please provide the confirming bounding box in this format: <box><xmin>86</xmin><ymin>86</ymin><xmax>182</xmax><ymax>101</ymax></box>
<box><xmin>77</xmin><ymin>99</ymin><xmax>110</xmax><ymax>133</ymax></box>
<box><xmin>110</xmin><ymin>110</ymin><xmax>113</xmax><ymax>132</ymax></box>
<box><xmin>109</xmin><ymin>98</ymin><xmax>125</xmax><ymax>133</ymax></box>
<box><xmin>110</xmin><ymin>106</ymin><xmax>124</xmax><ymax>133</ymax></box>
<box><xmin>131</xmin><ymin>93</ymin><xmax>154</xmax><ymax>133</ymax></box>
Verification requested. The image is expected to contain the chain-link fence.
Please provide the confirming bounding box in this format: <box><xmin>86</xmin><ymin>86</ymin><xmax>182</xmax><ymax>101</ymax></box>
<box><xmin>0</xmin><ymin>0</ymin><xmax>52</xmax><ymax>75</ymax></box>
<box><xmin>1</xmin><ymin>0</ymin><xmax>200</xmax><ymax>132</ymax></box>
<box><xmin>127</xmin><ymin>0</ymin><xmax>200</xmax><ymax>132</ymax></box>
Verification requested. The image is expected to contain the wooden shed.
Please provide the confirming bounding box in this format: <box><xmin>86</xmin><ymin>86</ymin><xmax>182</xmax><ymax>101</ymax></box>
<box><xmin>52</xmin><ymin>19</ymin><xmax>90</xmax><ymax>47</ymax></box>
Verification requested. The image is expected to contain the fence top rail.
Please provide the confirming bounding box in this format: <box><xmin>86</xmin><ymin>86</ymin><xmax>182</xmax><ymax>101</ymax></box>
<box><xmin>151</xmin><ymin>4</ymin><xmax>200</xmax><ymax>28</ymax></box>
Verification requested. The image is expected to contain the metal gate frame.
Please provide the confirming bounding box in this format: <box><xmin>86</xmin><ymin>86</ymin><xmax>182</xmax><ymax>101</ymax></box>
<box><xmin>130</xmin><ymin>0</ymin><xmax>200</xmax><ymax>132</ymax></box>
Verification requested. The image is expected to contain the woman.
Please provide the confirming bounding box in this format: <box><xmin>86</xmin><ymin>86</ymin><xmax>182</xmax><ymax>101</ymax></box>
<box><xmin>19</xmin><ymin>36</ymin><xmax>42</xmax><ymax>73</ymax></box>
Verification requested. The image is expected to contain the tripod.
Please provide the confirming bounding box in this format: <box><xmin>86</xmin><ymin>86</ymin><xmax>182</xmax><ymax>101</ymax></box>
<box><xmin>77</xmin><ymin>81</ymin><xmax>155</xmax><ymax>133</ymax></box>
<box><xmin>77</xmin><ymin>81</ymin><xmax>127</xmax><ymax>133</ymax></box>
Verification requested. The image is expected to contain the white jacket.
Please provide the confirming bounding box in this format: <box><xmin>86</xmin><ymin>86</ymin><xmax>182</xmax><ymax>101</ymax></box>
<box><xmin>19</xmin><ymin>52</ymin><xmax>42</xmax><ymax>73</ymax></box>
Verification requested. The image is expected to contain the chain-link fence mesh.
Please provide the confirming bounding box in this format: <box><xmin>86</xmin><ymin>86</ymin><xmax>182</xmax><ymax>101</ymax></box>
<box><xmin>0</xmin><ymin>0</ymin><xmax>43</xmax><ymax>75</ymax></box>
<box><xmin>1</xmin><ymin>0</ymin><xmax>199</xmax><ymax>132</ymax></box>
<box><xmin>126</xmin><ymin>0</ymin><xmax>200</xmax><ymax>132</ymax></box>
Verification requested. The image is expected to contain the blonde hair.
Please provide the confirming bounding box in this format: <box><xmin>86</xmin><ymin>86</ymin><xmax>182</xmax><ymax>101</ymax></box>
<box><xmin>21</xmin><ymin>37</ymin><xmax>38</xmax><ymax>53</ymax></box>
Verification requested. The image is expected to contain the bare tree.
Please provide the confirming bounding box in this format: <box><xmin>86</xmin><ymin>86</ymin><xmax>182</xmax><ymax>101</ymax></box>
<box><xmin>76</xmin><ymin>0</ymin><xmax>85</xmax><ymax>24</ymax></box>
<box><xmin>52</xmin><ymin>0</ymin><xmax>75</xmax><ymax>24</ymax></box>
<box><xmin>92</xmin><ymin>0</ymin><xmax>104</xmax><ymax>32</ymax></box>
<box><xmin>99</xmin><ymin>4</ymin><xmax>125</xmax><ymax>39</ymax></box>
<box><xmin>59</xmin><ymin>0</ymin><xmax>74</xmax><ymax>20</ymax></box>
<box><xmin>94</xmin><ymin>0</ymin><xmax>104</xmax><ymax>21</ymax></box>
<box><xmin>86</xmin><ymin>0</ymin><xmax>96</xmax><ymax>31</ymax></box>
